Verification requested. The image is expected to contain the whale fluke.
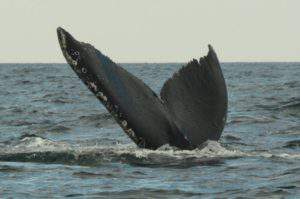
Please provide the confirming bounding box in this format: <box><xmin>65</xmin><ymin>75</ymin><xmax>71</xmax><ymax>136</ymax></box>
<box><xmin>57</xmin><ymin>27</ymin><xmax>228</xmax><ymax>150</ymax></box>
<box><xmin>160</xmin><ymin>45</ymin><xmax>228</xmax><ymax>147</ymax></box>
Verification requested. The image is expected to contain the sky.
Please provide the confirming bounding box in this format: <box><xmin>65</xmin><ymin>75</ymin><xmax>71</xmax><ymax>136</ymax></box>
<box><xmin>0</xmin><ymin>0</ymin><xmax>299</xmax><ymax>63</ymax></box>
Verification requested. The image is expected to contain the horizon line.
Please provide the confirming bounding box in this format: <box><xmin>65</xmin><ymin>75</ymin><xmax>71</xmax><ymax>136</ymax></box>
<box><xmin>0</xmin><ymin>61</ymin><xmax>300</xmax><ymax>64</ymax></box>
<box><xmin>0</xmin><ymin>60</ymin><xmax>300</xmax><ymax>64</ymax></box>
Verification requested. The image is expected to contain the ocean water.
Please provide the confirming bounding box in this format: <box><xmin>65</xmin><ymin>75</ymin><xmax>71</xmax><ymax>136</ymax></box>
<box><xmin>0</xmin><ymin>62</ymin><xmax>299</xmax><ymax>198</ymax></box>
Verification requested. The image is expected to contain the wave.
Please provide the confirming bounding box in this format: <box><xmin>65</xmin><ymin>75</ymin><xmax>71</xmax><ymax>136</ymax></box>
<box><xmin>0</xmin><ymin>135</ymin><xmax>299</xmax><ymax>167</ymax></box>
<box><xmin>271</xmin><ymin>126</ymin><xmax>300</xmax><ymax>135</ymax></box>
<box><xmin>279</xmin><ymin>101</ymin><xmax>300</xmax><ymax>110</ymax></box>
<box><xmin>65</xmin><ymin>188</ymin><xmax>202</xmax><ymax>198</ymax></box>
<box><xmin>255</xmin><ymin>97</ymin><xmax>300</xmax><ymax>111</ymax></box>
<box><xmin>283</xmin><ymin>140</ymin><xmax>300</xmax><ymax>149</ymax></box>
<box><xmin>79</xmin><ymin>113</ymin><xmax>113</xmax><ymax>121</ymax></box>
<box><xmin>283</xmin><ymin>80</ymin><xmax>300</xmax><ymax>88</ymax></box>
<box><xmin>227</xmin><ymin>115</ymin><xmax>274</xmax><ymax>125</ymax></box>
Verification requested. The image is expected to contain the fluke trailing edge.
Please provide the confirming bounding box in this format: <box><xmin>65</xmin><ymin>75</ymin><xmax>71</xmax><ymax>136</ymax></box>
<box><xmin>57</xmin><ymin>27</ymin><xmax>228</xmax><ymax>150</ymax></box>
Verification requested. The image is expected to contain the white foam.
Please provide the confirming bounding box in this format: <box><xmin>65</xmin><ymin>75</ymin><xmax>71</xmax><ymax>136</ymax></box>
<box><xmin>11</xmin><ymin>136</ymin><xmax>71</xmax><ymax>152</ymax></box>
<box><xmin>2</xmin><ymin>137</ymin><xmax>299</xmax><ymax>162</ymax></box>
<box><xmin>107</xmin><ymin>141</ymin><xmax>245</xmax><ymax>159</ymax></box>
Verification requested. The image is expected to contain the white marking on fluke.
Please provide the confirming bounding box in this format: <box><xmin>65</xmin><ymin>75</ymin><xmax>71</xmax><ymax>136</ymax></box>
<box><xmin>126</xmin><ymin>129</ymin><xmax>136</xmax><ymax>138</ymax></box>
<box><xmin>102</xmin><ymin>95</ymin><xmax>107</xmax><ymax>102</ymax></box>
<box><xmin>121</xmin><ymin>120</ymin><xmax>127</xmax><ymax>127</ymax></box>
<box><xmin>96</xmin><ymin>91</ymin><xmax>103</xmax><ymax>97</ymax></box>
<box><xmin>60</xmin><ymin>32</ymin><xmax>67</xmax><ymax>49</ymax></box>
<box><xmin>81</xmin><ymin>67</ymin><xmax>87</xmax><ymax>73</ymax></box>
<box><xmin>89</xmin><ymin>82</ymin><xmax>98</xmax><ymax>91</ymax></box>
<box><xmin>96</xmin><ymin>91</ymin><xmax>107</xmax><ymax>102</ymax></box>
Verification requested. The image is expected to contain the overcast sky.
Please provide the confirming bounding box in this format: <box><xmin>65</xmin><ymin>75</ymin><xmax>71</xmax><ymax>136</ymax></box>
<box><xmin>0</xmin><ymin>0</ymin><xmax>299</xmax><ymax>63</ymax></box>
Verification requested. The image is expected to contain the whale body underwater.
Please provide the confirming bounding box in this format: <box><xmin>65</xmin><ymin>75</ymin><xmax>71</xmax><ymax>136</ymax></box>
<box><xmin>57</xmin><ymin>27</ymin><xmax>228</xmax><ymax>150</ymax></box>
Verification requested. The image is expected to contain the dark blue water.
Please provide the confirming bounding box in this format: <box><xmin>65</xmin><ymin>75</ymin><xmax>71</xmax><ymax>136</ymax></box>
<box><xmin>0</xmin><ymin>63</ymin><xmax>299</xmax><ymax>198</ymax></box>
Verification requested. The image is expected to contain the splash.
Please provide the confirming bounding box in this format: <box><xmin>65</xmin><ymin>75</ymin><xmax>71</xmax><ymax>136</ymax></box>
<box><xmin>0</xmin><ymin>136</ymin><xmax>299</xmax><ymax>167</ymax></box>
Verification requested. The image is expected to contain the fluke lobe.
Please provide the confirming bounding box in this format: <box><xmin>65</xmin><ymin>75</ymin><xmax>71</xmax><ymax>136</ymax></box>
<box><xmin>57</xmin><ymin>27</ymin><xmax>228</xmax><ymax>150</ymax></box>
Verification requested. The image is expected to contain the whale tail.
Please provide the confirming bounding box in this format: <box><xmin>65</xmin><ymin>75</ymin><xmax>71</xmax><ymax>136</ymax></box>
<box><xmin>160</xmin><ymin>45</ymin><xmax>228</xmax><ymax>147</ymax></box>
<box><xmin>57</xmin><ymin>27</ymin><xmax>228</xmax><ymax>149</ymax></box>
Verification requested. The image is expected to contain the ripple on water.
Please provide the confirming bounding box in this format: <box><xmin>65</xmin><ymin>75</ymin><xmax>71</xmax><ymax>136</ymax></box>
<box><xmin>227</xmin><ymin>115</ymin><xmax>274</xmax><ymax>125</ymax></box>
<box><xmin>283</xmin><ymin>140</ymin><xmax>300</xmax><ymax>149</ymax></box>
